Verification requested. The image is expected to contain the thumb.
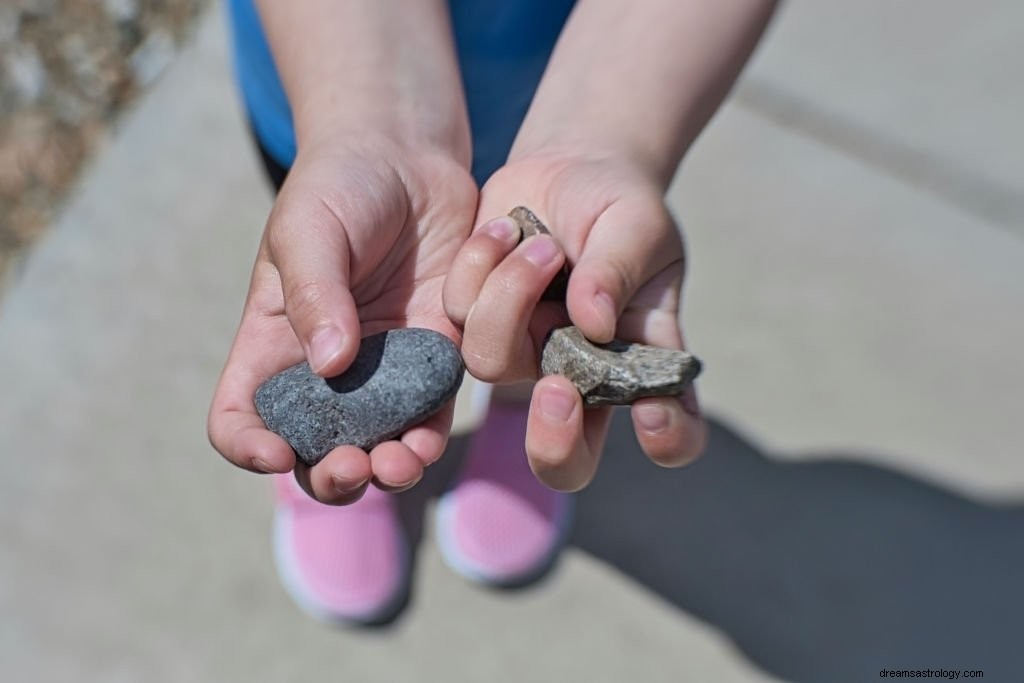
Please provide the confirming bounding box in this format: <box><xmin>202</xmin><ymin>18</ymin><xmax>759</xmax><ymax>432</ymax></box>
<box><xmin>265</xmin><ymin>195</ymin><xmax>362</xmax><ymax>377</ymax></box>
<box><xmin>566</xmin><ymin>199</ymin><xmax>683</xmax><ymax>343</ymax></box>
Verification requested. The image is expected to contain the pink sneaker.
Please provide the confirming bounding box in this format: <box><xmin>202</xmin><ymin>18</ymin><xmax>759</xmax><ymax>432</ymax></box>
<box><xmin>272</xmin><ymin>474</ymin><xmax>409</xmax><ymax>625</ymax></box>
<box><xmin>436</xmin><ymin>401</ymin><xmax>573</xmax><ymax>586</ymax></box>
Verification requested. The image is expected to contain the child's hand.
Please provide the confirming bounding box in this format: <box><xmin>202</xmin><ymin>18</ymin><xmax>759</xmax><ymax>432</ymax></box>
<box><xmin>209</xmin><ymin>135</ymin><xmax>475</xmax><ymax>504</ymax></box>
<box><xmin>443</xmin><ymin>151</ymin><xmax>706</xmax><ymax>491</ymax></box>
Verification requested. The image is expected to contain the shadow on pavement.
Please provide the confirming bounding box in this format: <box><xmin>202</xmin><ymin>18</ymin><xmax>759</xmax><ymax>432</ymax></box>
<box><xmin>572</xmin><ymin>412</ymin><xmax>1024</xmax><ymax>683</ymax></box>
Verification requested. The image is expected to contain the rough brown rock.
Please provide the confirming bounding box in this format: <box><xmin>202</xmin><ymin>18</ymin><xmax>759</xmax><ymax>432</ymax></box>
<box><xmin>507</xmin><ymin>206</ymin><xmax>703</xmax><ymax>405</ymax></box>
<box><xmin>540</xmin><ymin>325</ymin><xmax>702</xmax><ymax>406</ymax></box>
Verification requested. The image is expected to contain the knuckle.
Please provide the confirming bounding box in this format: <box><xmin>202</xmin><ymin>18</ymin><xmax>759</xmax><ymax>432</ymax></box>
<box><xmin>463</xmin><ymin>310</ymin><xmax>525</xmax><ymax>382</ymax></box>
<box><xmin>264</xmin><ymin>220</ymin><xmax>294</xmax><ymax>261</ymax></box>
<box><xmin>464</xmin><ymin>241</ymin><xmax>499</xmax><ymax>270</ymax></box>
<box><xmin>284</xmin><ymin>280</ymin><xmax>329</xmax><ymax>328</ymax></box>
<box><xmin>491</xmin><ymin>273</ymin><xmax>521</xmax><ymax>299</ymax></box>
<box><xmin>443</xmin><ymin>298</ymin><xmax>468</xmax><ymax>326</ymax></box>
<box><xmin>605</xmin><ymin>258</ymin><xmax>636</xmax><ymax>300</ymax></box>
<box><xmin>442</xmin><ymin>282</ymin><xmax>470</xmax><ymax>322</ymax></box>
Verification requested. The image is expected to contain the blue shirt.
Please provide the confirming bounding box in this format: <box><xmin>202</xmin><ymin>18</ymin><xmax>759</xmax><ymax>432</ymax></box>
<box><xmin>225</xmin><ymin>0</ymin><xmax>575</xmax><ymax>185</ymax></box>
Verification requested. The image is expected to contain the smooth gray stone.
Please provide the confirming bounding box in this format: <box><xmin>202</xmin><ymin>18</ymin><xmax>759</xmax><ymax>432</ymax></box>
<box><xmin>255</xmin><ymin>328</ymin><xmax>464</xmax><ymax>466</ymax></box>
<box><xmin>539</xmin><ymin>325</ymin><xmax>702</xmax><ymax>407</ymax></box>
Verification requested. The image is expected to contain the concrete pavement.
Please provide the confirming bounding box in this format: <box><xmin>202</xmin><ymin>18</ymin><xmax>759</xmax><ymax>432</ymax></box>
<box><xmin>1</xmin><ymin>2</ymin><xmax>1021</xmax><ymax>681</ymax></box>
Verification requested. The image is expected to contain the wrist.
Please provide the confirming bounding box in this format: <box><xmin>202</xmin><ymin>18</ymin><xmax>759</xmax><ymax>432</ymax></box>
<box><xmin>256</xmin><ymin>0</ymin><xmax>471</xmax><ymax>166</ymax></box>
<box><xmin>507</xmin><ymin>0</ymin><xmax>778</xmax><ymax>190</ymax></box>
<box><xmin>506</xmin><ymin>139</ymin><xmax>669</xmax><ymax>192</ymax></box>
<box><xmin>294</xmin><ymin>94</ymin><xmax>471</xmax><ymax>168</ymax></box>
<box><xmin>290</xmin><ymin>127</ymin><xmax>471</xmax><ymax>186</ymax></box>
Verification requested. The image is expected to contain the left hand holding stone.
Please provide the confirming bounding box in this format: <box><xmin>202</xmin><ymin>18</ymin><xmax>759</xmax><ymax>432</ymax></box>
<box><xmin>208</xmin><ymin>137</ymin><xmax>475</xmax><ymax>505</ymax></box>
<box><xmin>443</xmin><ymin>152</ymin><xmax>707</xmax><ymax>492</ymax></box>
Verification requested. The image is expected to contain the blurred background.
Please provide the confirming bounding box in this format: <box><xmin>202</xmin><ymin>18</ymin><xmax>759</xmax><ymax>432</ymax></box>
<box><xmin>0</xmin><ymin>0</ymin><xmax>206</xmax><ymax>290</ymax></box>
<box><xmin>1</xmin><ymin>1</ymin><xmax>1021</xmax><ymax>682</ymax></box>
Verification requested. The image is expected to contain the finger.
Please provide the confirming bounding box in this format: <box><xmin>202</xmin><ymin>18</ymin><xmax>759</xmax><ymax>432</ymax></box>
<box><xmin>631</xmin><ymin>388</ymin><xmax>707</xmax><ymax>468</ymax></box>
<box><xmin>368</xmin><ymin>441</ymin><xmax>426</xmax><ymax>492</ymax></box>
<box><xmin>400</xmin><ymin>399</ymin><xmax>456</xmax><ymax>467</ymax></box>
<box><xmin>619</xmin><ymin>307</ymin><xmax>707</xmax><ymax>468</ymax></box>
<box><xmin>208</xmin><ymin>279</ymin><xmax>302</xmax><ymax>473</ymax></box>
<box><xmin>265</xmin><ymin>197</ymin><xmax>362</xmax><ymax>377</ymax></box>
<box><xmin>297</xmin><ymin>445</ymin><xmax>374</xmax><ymax>505</ymax></box>
<box><xmin>461</xmin><ymin>235</ymin><xmax>568</xmax><ymax>382</ymax></box>
<box><xmin>443</xmin><ymin>216</ymin><xmax>521</xmax><ymax>326</ymax></box>
<box><xmin>614</xmin><ymin>266</ymin><xmax>687</xmax><ymax>342</ymax></box>
<box><xmin>302</xmin><ymin>397</ymin><xmax>452</xmax><ymax>503</ymax></box>
<box><xmin>208</xmin><ymin>409</ymin><xmax>294</xmax><ymax>474</ymax></box>
<box><xmin>566</xmin><ymin>199</ymin><xmax>684</xmax><ymax>343</ymax></box>
<box><xmin>525</xmin><ymin>376</ymin><xmax>612</xmax><ymax>491</ymax></box>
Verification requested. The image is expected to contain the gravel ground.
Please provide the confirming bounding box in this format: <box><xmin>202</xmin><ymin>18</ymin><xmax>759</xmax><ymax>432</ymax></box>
<box><xmin>0</xmin><ymin>0</ymin><xmax>209</xmax><ymax>292</ymax></box>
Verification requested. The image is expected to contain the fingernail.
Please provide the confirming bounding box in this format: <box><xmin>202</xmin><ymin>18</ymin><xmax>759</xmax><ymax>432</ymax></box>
<box><xmin>523</xmin><ymin>236</ymin><xmax>560</xmax><ymax>267</ymax></box>
<box><xmin>539</xmin><ymin>386</ymin><xmax>575</xmax><ymax>423</ymax></box>
<box><xmin>332</xmin><ymin>474</ymin><xmax>370</xmax><ymax>496</ymax></box>
<box><xmin>481</xmin><ymin>217</ymin><xmax>519</xmax><ymax>241</ymax></box>
<box><xmin>636</xmin><ymin>404</ymin><xmax>670</xmax><ymax>434</ymax></box>
<box><xmin>397</xmin><ymin>472</ymin><xmax>424</xmax><ymax>493</ymax></box>
<box><xmin>375</xmin><ymin>471</ymin><xmax>422</xmax><ymax>493</ymax></box>
<box><xmin>309</xmin><ymin>326</ymin><xmax>343</xmax><ymax>373</ymax></box>
<box><xmin>252</xmin><ymin>457</ymin><xmax>275</xmax><ymax>474</ymax></box>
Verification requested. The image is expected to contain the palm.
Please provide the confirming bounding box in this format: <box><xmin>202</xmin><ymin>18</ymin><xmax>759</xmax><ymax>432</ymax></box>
<box><xmin>209</xmin><ymin>144</ymin><xmax>476</xmax><ymax>501</ymax></box>
<box><xmin>479</xmin><ymin>155</ymin><xmax>684</xmax><ymax>351</ymax></box>
<box><xmin>447</xmin><ymin>151</ymin><xmax>703</xmax><ymax>491</ymax></box>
